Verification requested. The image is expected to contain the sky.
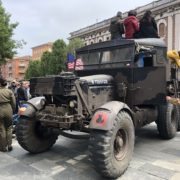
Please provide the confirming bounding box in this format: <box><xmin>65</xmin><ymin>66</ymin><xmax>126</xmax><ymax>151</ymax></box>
<box><xmin>2</xmin><ymin>0</ymin><xmax>153</xmax><ymax>56</ymax></box>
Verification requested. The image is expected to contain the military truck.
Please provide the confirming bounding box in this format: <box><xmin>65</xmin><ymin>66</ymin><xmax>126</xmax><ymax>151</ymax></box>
<box><xmin>16</xmin><ymin>38</ymin><xmax>179</xmax><ymax>179</ymax></box>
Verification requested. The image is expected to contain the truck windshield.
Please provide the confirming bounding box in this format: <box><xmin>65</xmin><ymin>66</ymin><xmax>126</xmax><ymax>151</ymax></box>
<box><xmin>101</xmin><ymin>47</ymin><xmax>134</xmax><ymax>63</ymax></box>
<box><xmin>75</xmin><ymin>46</ymin><xmax>134</xmax><ymax>70</ymax></box>
<box><xmin>76</xmin><ymin>52</ymin><xmax>100</xmax><ymax>65</ymax></box>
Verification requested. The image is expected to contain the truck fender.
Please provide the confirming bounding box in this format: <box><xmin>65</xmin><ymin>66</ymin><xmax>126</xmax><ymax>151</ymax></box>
<box><xmin>90</xmin><ymin>101</ymin><xmax>133</xmax><ymax>131</ymax></box>
<box><xmin>18</xmin><ymin>97</ymin><xmax>46</xmax><ymax>118</ymax></box>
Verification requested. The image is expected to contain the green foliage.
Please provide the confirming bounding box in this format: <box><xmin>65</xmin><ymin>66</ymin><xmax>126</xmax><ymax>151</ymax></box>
<box><xmin>41</xmin><ymin>51</ymin><xmax>52</xmax><ymax>75</ymax></box>
<box><xmin>25</xmin><ymin>38</ymin><xmax>85</xmax><ymax>79</ymax></box>
<box><xmin>41</xmin><ymin>39</ymin><xmax>67</xmax><ymax>75</ymax></box>
<box><xmin>50</xmin><ymin>39</ymin><xmax>67</xmax><ymax>74</ymax></box>
<box><xmin>67</xmin><ymin>38</ymin><xmax>84</xmax><ymax>56</ymax></box>
<box><xmin>0</xmin><ymin>3</ymin><xmax>18</xmax><ymax>65</ymax></box>
<box><xmin>25</xmin><ymin>60</ymin><xmax>42</xmax><ymax>80</ymax></box>
<box><xmin>26</xmin><ymin>39</ymin><xmax>67</xmax><ymax>79</ymax></box>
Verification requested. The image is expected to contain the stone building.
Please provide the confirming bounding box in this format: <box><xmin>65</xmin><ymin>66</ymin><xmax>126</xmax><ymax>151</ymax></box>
<box><xmin>69</xmin><ymin>0</ymin><xmax>180</xmax><ymax>50</ymax></box>
<box><xmin>32</xmin><ymin>42</ymin><xmax>53</xmax><ymax>61</ymax></box>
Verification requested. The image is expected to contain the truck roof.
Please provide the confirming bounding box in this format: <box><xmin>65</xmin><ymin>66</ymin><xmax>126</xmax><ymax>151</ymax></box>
<box><xmin>76</xmin><ymin>38</ymin><xmax>166</xmax><ymax>53</ymax></box>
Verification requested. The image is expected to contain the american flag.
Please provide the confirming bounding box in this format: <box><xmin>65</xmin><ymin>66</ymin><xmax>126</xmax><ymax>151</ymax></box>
<box><xmin>67</xmin><ymin>53</ymin><xmax>75</xmax><ymax>70</ymax></box>
<box><xmin>75</xmin><ymin>58</ymin><xmax>84</xmax><ymax>70</ymax></box>
<box><xmin>67</xmin><ymin>53</ymin><xmax>84</xmax><ymax>70</ymax></box>
<box><xmin>67</xmin><ymin>61</ymin><xmax>75</xmax><ymax>70</ymax></box>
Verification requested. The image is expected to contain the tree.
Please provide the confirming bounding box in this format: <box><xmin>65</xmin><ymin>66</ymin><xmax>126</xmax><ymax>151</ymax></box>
<box><xmin>47</xmin><ymin>39</ymin><xmax>67</xmax><ymax>75</ymax></box>
<box><xmin>54</xmin><ymin>39</ymin><xmax>67</xmax><ymax>73</ymax></box>
<box><xmin>0</xmin><ymin>2</ymin><xmax>18</xmax><ymax>65</ymax></box>
<box><xmin>25</xmin><ymin>60</ymin><xmax>42</xmax><ymax>80</ymax></box>
<box><xmin>25</xmin><ymin>39</ymin><xmax>67</xmax><ymax>79</ymax></box>
<box><xmin>25</xmin><ymin>38</ymin><xmax>84</xmax><ymax>79</ymax></box>
<box><xmin>41</xmin><ymin>51</ymin><xmax>53</xmax><ymax>75</ymax></box>
<box><xmin>67</xmin><ymin>38</ymin><xmax>84</xmax><ymax>56</ymax></box>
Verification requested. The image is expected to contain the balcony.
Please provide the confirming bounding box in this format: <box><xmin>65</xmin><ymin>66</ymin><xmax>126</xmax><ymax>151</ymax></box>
<box><xmin>18</xmin><ymin>69</ymin><xmax>25</xmax><ymax>73</ymax></box>
<box><xmin>18</xmin><ymin>71</ymin><xmax>25</xmax><ymax>74</ymax></box>
<box><xmin>19</xmin><ymin>64</ymin><xmax>26</xmax><ymax>67</ymax></box>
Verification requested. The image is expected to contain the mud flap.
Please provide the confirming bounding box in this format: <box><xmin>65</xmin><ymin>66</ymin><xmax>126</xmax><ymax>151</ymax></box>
<box><xmin>90</xmin><ymin>101</ymin><xmax>133</xmax><ymax>131</ymax></box>
<box><xmin>18</xmin><ymin>103</ymin><xmax>36</xmax><ymax>118</ymax></box>
<box><xmin>18</xmin><ymin>97</ymin><xmax>45</xmax><ymax>118</ymax></box>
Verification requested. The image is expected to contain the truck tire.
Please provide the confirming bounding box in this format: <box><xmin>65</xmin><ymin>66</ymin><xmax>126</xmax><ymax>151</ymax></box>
<box><xmin>16</xmin><ymin>117</ymin><xmax>58</xmax><ymax>153</ymax></box>
<box><xmin>88</xmin><ymin>111</ymin><xmax>134</xmax><ymax>179</ymax></box>
<box><xmin>157</xmin><ymin>103</ymin><xmax>178</xmax><ymax>139</ymax></box>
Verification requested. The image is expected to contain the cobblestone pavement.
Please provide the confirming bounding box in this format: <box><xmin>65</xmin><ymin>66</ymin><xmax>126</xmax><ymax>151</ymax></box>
<box><xmin>0</xmin><ymin>123</ymin><xmax>180</xmax><ymax>180</ymax></box>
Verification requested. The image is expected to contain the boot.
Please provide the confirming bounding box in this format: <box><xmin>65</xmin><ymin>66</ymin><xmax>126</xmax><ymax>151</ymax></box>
<box><xmin>8</xmin><ymin>146</ymin><xmax>13</xmax><ymax>151</ymax></box>
<box><xmin>0</xmin><ymin>122</ymin><xmax>7</xmax><ymax>152</ymax></box>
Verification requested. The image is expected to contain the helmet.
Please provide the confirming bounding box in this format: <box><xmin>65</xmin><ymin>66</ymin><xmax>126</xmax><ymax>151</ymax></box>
<box><xmin>116</xmin><ymin>11</ymin><xmax>122</xmax><ymax>18</ymax></box>
<box><xmin>128</xmin><ymin>10</ymin><xmax>137</xmax><ymax>16</ymax></box>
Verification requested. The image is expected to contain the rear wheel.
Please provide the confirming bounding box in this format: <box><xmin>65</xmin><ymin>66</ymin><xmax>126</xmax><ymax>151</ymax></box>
<box><xmin>16</xmin><ymin>117</ymin><xmax>58</xmax><ymax>153</ymax></box>
<box><xmin>157</xmin><ymin>103</ymin><xmax>178</xmax><ymax>139</ymax></box>
<box><xmin>89</xmin><ymin>111</ymin><xmax>134</xmax><ymax>179</ymax></box>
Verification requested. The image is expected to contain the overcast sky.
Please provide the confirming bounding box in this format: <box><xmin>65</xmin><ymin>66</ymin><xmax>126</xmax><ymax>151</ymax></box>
<box><xmin>2</xmin><ymin>0</ymin><xmax>153</xmax><ymax>56</ymax></box>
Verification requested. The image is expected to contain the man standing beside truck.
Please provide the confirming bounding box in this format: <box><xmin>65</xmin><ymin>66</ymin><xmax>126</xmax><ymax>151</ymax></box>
<box><xmin>0</xmin><ymin>77</ymin><xmax>16</xmax><ymax>152</ymax></box>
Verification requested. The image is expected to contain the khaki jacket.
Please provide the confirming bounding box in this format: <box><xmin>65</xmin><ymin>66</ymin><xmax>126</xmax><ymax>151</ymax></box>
<box><xmin>0</xmin><ymin>87</ymin><xmax>16</xmax><ymax>111</ymax></box>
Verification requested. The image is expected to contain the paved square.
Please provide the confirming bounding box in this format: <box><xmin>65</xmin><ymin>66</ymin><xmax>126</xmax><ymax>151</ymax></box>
<box><xmin>0</xmin><ymin>123</ymin><xmax>180</xmax><ymax>180</ymax></box>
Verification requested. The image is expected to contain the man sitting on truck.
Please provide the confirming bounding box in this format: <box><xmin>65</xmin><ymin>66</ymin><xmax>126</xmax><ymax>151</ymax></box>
<box><xmin>109</xmin><ymin>11</ymin><xmax>124</xmax><ymax>40</ymax></box>
<box><xmin>124</xmin><ymin>10</ymin><xmax>139</xmax><ymax>39</ymax></box>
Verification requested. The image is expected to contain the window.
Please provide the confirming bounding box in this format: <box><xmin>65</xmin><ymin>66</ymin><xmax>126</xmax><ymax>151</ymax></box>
<box><xmin>101</xmin><ymin>51</ymin><xmax>111</xmax><ymax>62</ymax></box>
<box><xmin>101</xmin><ymin>47</ymin><xmax>134</xmax><ymax>63</ymax></box>
<box><xmin>159</xmin><ymin>23</ymin><xmax>166</xmax><ymax>38</ymax></box>
<box><xmin>156</xmin><ymin>47</ymin><xmax>167</xmax><ymax>64</ymax></box>
<box><xmin>9</xmin><ymin>73</ymin><xmax>12</xmax><ymax>78</ymax></box>
<box><xmin>77</xmin><ymin>52</ymin><xmax>100</xmax><ymax>65</ymax></box>
<box><xmin>19</xmin><ymin>67</ymin><xmax>25</xmax><ymax>70</ymax></box>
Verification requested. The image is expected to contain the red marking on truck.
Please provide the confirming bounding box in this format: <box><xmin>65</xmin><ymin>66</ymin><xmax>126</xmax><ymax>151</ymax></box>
<box><xmin>93</xmin><ymin>111</ymin><xmax>109</xmax><ymax>127</ymax></box>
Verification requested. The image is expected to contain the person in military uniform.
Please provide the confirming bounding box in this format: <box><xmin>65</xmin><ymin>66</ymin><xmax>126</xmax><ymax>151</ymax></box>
<box><xmin>109</xmin><ymin>11</ymin><xmax>124</xmax><ymax>40</ymax></box>
<box><xmin>0</xmin><ymin>77</ymin><xmax>16</xmax><ymax>152</ymax></box>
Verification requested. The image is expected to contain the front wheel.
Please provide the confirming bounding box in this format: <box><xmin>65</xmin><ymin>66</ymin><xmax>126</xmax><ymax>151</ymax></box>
<box><xmin>89</xmin><ymin>111</ymin><xmax>134</xmax><ymax>179</ymax></box>
<box><xmin>16</xmin><ymin>117</ymin><xmax>58</xmax><ymax>153</ymax></box>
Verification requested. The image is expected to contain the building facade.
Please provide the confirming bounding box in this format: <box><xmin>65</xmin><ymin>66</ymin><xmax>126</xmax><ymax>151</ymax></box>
<box><xmin>69</xmin><ymin>0</ymin><xmax>180</xmax><ymax>50</ymax></box>
<box><xmin>1</xmin><ymin>56</ymin><xmax>31</xmax><ymax>81</ymax></box>
<box><xmin>32</xmin><ymin>42</ymin><xmax>53</xmax><ymax>61</ymax></box>
<box><xmin>0</xmin><ymin>42</ymin><xmax>53</xmax><ymax>81</ymax></box>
